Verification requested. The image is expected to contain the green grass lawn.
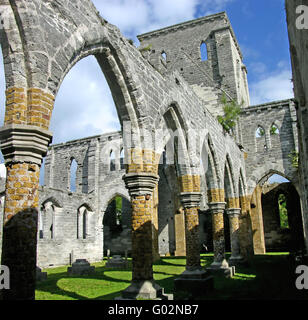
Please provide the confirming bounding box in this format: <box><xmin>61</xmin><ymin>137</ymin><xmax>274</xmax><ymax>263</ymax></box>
<box><xmin>35</xmin><ymin>253</ymin><xmax>308</xmax><ymax>300</ymax></box>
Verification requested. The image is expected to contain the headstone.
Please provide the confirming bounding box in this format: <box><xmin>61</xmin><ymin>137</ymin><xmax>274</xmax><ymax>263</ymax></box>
<box><xmin>67</xmin><ymin>259</ymin><xmax>95</xmax><ymax>275</ymax></box>
<box><xmin>105</xmin><ymin>255</ymin><xmax>129</xmax><ymax>269</ymax></box>
<box><xmin>36</xmin><ymin>266</ymin><xmax>47</xmax><ymax>281</ymax></box>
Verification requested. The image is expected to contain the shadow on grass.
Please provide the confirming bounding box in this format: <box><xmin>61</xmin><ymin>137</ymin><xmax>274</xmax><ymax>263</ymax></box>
<box><xmin>35</xmin><ymin>260</ymin><xmax>181</xmax><ymax>300</ymax></box>
<box><xmin>35</xmin><ymin>253</ymin><xmax>308</xmax><ymax>300</ymax></box>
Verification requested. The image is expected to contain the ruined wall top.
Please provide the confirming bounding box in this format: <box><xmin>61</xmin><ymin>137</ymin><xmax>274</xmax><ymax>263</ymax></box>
<box><xmin>137</xmin><ymin>11</ymin><xmax>249</xmax><ymax>115</ymax></box>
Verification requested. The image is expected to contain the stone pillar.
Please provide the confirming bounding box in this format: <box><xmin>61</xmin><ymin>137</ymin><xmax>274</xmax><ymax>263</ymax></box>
<box><xmin>180</xmin><ymin>192</ymin><xmax>203</xmax><ymax>273</ymax></box>
<box><xmin>238</xmin><ymin>195</ymin><xmax>254</xmax><ymax>261</ymax></box>
<box><xmin>0</xmin><ymin>124</ymin><xmax>52</xmax><ymax>300</ymax></box>
<box><xmin>174</xmin><ymin>204</ymin><xmax>186</xmax><ymax>256</ymax></box>
<box><xmin>250</xmin><ymin>186</ymin><xmax>266</xmax><ymax>254</ymax></box>
<box><xmin>120</xmin><ymin>172</ymin><xmax>163</xmax><ymax>299</ymax></box>
<box><xmin>174</xmin><ymin>191</ymin><xmax>213</xmax><ymax>298</ymax></box>
<box><xmin>208</xmin><ymin>202</ymin><xmax>229</xmax><ymax>270</ymax></box>
<box><xmin>226</xmin><ymin>208</ymin><xmax>243</xmax><ymax>266</ymax></box>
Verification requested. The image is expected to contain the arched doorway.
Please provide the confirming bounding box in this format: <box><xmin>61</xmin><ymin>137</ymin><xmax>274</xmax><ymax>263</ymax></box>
<box><xmin>250</xmin><ymin>173</ymin><xmax>305</xmax><ymax>254</ymax></box>
<box><xmin>261</xmin><ymin>174</ymin><xmax>305</xmax><ymax>253</ymax></box>
<box><xmin>103</xmin><ymin>195</ymin><xmax>132</xmax><ymax>255</ymax></box>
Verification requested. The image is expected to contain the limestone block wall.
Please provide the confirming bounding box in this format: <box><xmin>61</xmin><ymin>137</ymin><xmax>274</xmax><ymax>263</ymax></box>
<box><xmin>137</xmin><ymin>12</ymin><xmax>250</xmax><ymax>116</ymax></box>
<box><xmin>0</xmin><ymin>2</ymin><xmax>250</xmax><ymax>270</ymax></box>
<box><xmin>286</xmin><ymin>0</ymin><xmax>308</xmax><ymax>252</ymax></box>
<box><xmin>37</xmin><ymin>187</ymin><xmax>101</xmax><ymax>268</ymax></box>
<box><xmin>262</xmin><ymin>182</ymin><xmax>304</xmax><ymax>252</ymax></box>
<box><xmin>239</xmin><ymin>99</ymin><xmax>299</xmax><ymax>194</ymax></box>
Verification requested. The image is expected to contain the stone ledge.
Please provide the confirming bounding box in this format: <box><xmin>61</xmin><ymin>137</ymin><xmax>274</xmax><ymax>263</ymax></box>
<box><xmin>123</xmin><ymin>172</ymin><xmax>159</xmax><ymax>196</ymax></box>
<box><xmin>0</xmin><ymin>124</ymin><xmax>53</xmax><ymax>165</ymax></box>
<box><xmin>180</xmin><ymin>192</ymin><xmax>202</xmax><ymax>208</ymax></box>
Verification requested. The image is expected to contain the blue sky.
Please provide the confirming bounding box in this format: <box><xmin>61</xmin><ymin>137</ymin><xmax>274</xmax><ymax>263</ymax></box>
<box><xmin>0</xmin><ymin>0</ymin><xmax>293</xmax><ymax>183</ymax></box>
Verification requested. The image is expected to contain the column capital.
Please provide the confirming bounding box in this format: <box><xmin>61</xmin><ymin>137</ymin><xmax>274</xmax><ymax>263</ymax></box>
<box><xmin>0</xmin><ymin>124</ymin><xmax>53</xmax><ymax>165</ymax></box>
<box><xmin>208</xmin><ymin>202</ymin><xmax>226</xmax><ymax>213</ymax></box>
<box><xmin>123</xmin><ymin>172</ymin><xmax>159</xmax><ymax>197</ymax></box>
<box><xmin>226</xmin><ymin>208</ymin><xmax>241</xmax><ymax>217</ymax></box>
<box><xmin>180</xmin><ymin>192</ymin><xmax>202</xmax><ymax>208</ymax></box>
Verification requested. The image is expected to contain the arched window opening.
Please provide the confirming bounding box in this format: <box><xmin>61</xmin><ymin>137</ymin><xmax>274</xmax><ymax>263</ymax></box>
<box><xmin>50</xmin><ymin>205</ymin><xmax>55</xmax><ymax>239</ymax></box>
<box><xmin>278</xmin><ymin>193</ymin><xmax>289</xmax><ymax>229</ymax></box>
<box><xmin>256</xmin><ymin>126</ymin><xmax>265</xmax><ymax>138</ymax></box>
<box><xmin>39</xmin><ymin>208</ymin><xmax>44</xmax><ymax>239</ymax></box>
<box><xmin>120</xmin><ymin>148</ymin><xmax>124</xmax><ymax>170</ymax></box>
<box><xmin>103</xmin><ymin>195</ymin><xmax>131</xmax><ymax>255</ymax></box>
<box><xmin>161</xmin><ymin>51</ymin><xmax>167</xmax><ymax>61</ymax></box>
<box><xmin>200</xmin><ymin>42</ymin><xmax>208</xmax><ymax>61</ymax></box>
<box><xmin>162</xmin><ymin>146</ymin><xmax>167</xmax><ymax>167</ymax></box>
<box><xmin>70</xmin><ymin>158</ymin><xmax>78</xmax><ymax>192</ymax></box>
<box><xmin>110</xmin><ymin>150</ymin><xmax>116</xmax><ymax>171</ymax></box>
<box><xmin>270</xmin><ymin>123</ymin><xmax>280</xmax><ymax>135</ymax></box>
<box><xmin>82</xmin><ymin>209</ymin><xmax>87</xmax><ymax>239</ymax></box>
<box><xmin>77</xmin><ymin>207</ymin><xmax>89</xmax><ymax>239</ymax></box>
<box><xmin>50</xmin><ymin>55</ymin><xmax>121</xmax><ymax>145</ymax></box>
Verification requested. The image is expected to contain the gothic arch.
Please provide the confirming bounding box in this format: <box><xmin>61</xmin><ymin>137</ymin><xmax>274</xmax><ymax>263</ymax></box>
<box><xmin>40</xmin><ymin>196</ymin><xmax>62</xmax><ymax>209</ymax></box>
<box><xmin>155</xmin><ymin>103</ymin><xmax>191</xmax><ymax>177</ymax></box>
<box><xmin>223</xmin><ymin>154</ymin><xmax>236</xmax><ymax>200</ymax></box>
<box><xmin>0</xmin><ymin>2</ymin><xmax>142</xmax><ymax>141</ymax></box>
<box><xmin>206</xmin><ymin>134</ymin><xmax>221</xmax><ymax>190</ymax></box>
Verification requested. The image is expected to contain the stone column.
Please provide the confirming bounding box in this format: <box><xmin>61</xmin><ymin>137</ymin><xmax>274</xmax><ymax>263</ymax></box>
<box><xmin>174</xmin><ymin>191</ymin><xmax>213</xmax><ymax>298</ymax></box>
<box><xmin>0</xmin><ymin>124</ymin><xmax>52</xmax><ymax>300</ymax></box>
<box><xmin>226</xmin><ymin>208</ymin><xmax>243</xmax><ymax>266</ymax></box>
<box><xmin>180</xmin><ymin>192</ymin><xmax>203</xmax><ymax>274</ymax></box>
<box><xmin>208</xmin><ymin>202</ymin><xmax>229</xmax><ymax>270</ymax></box>
<box><xmin>120</xmin><ymin>172</ymin><xmax>163</xmax><ymax>299</ymax></box>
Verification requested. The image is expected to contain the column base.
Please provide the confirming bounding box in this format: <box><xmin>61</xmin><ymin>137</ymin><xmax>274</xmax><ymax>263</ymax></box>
<box><xmin>228</xmin><ymin>255</ymin><xmax>245</xmax><ymax>267</ymax></box>
<box><xmin>174</xmin><ymin>268</ymin><xmax>214</xmax><ymax>299</ymax></box>
<box><xmin>207</xmin><ymin>260</ymin><xmax>235</xmax><ymax>278</ymax></box>
<box><xmin>116</xmin><ymin>280</ymin><xmax>171</xmax><ymax>300</ymax></box>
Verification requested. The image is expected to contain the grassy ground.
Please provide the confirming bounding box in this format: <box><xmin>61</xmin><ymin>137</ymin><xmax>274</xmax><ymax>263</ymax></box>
<box><xmin>35</xmin><ymin>253</ymin><xmax>308</xmax><ymax>300</ymax></box>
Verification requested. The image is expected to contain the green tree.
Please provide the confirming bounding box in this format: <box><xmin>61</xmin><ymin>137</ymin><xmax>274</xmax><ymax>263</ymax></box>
<box><xmin>289</xmin><ymin>150</ymin><xmax>299</xmax><ymax>168</ymax></box>
<box><xmin>217</xmin><ymin>94</ymin><xmax>242</xmax><ymax>133</ymax></box>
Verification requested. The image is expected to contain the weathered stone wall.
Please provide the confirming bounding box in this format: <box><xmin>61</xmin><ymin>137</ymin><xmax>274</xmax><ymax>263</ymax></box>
<box><xmin>37</xmin><ymin>187</ymin><xmax>102</xmax><ymax>268</ymax></box>
<box><xmin>239</xmin><ymin>99</ymin><xmax>299</xmax><ymax>195</ymax></box>
<box><xmin>0</xmin><ymin>1</ymin><xmax>305</xmax><ymax>287</ymax></box>
<box><xmin>261</xmin><ymin>182</ymin><xmax>304</xmax><ymax>252</ymax></box>
<box><xmin>286</xmin><ymin>0</ymin><xmax>308</xmax><ymax>252</ymax></box>
<box><xmin>137</xmin><ymin>12</ymin><xmax>250</xmax><ymax>117</ymax></box>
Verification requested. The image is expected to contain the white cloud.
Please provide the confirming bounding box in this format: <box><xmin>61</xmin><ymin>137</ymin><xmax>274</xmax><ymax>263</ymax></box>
<box><xmin>93</xmin><ymin>0</ymin><xmax>234</xmax><ymax>40</ymax></box>
<box><xmin>50</xmin><ymin>55</ymin><xmax>120</xmax><ymax>144</ymax></box>
<box><xmin>0</xmin><ymin>0</ymin><xmax>235</xmax><ymax>147</ymax></box>
<box><xmin>249</xmin><ymin>68</ymin><xmax>294</xmax><ymax>106</ymax></box>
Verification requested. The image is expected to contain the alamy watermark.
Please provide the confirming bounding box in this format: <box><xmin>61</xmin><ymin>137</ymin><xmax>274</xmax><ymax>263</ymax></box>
<box><xmin>0</xmin><ymin>265</ymin><xmax>10</xmax><ymax>290</ymax></box>
<box><xmin>296</xmin><ymin>5</ymin><xmax>308</xmax><ymax>29</ymax></box>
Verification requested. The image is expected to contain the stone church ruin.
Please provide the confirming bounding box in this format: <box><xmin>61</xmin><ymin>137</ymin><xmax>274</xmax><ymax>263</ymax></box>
<box><xmin>0</xmin><ymin>0</ymin><xmax>307</xmax><ymax>300</ymax></box>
